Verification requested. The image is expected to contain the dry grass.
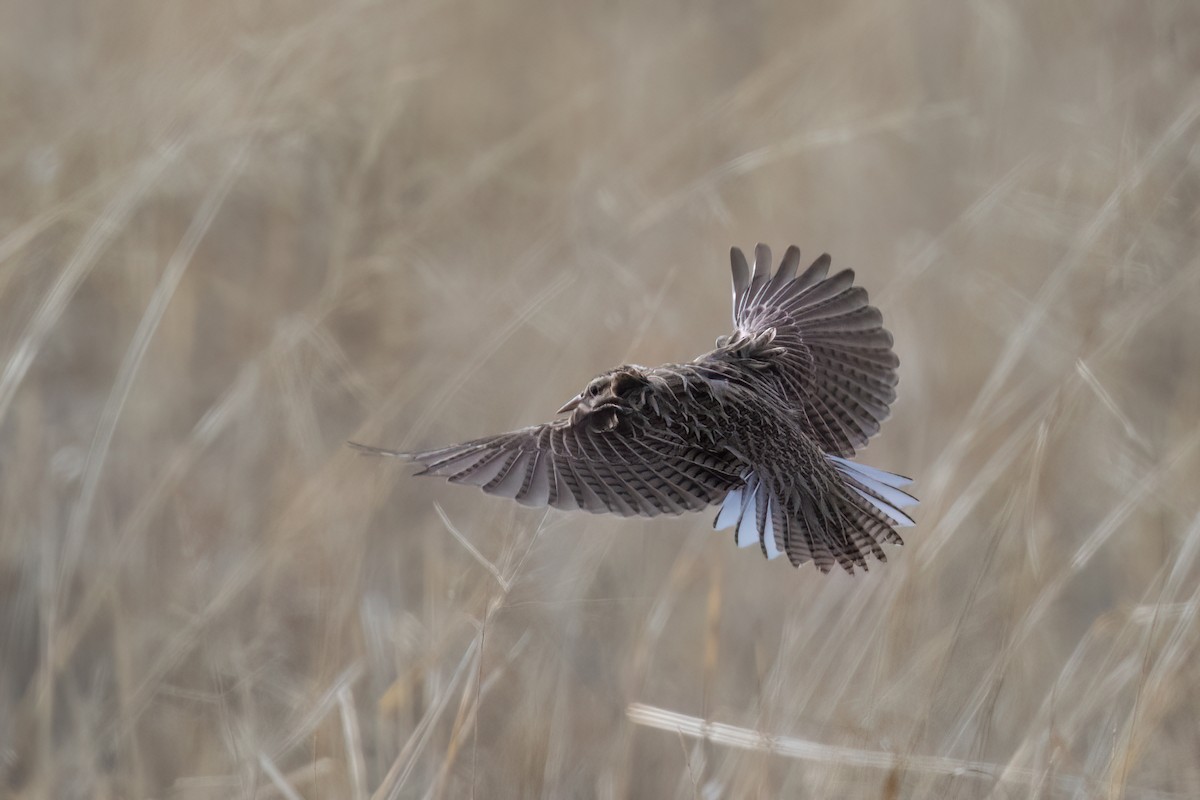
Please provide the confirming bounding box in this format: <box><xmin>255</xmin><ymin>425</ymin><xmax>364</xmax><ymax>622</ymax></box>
<box><xmin>2</xmin><ymin>1</ymin><xmax>1200</xmax><ymax>797</ymax></box>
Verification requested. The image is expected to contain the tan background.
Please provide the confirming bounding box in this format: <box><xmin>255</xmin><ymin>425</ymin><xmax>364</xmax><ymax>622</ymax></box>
<box><xmin>2</xmin><ymin>1</ymin><xmax>1199</xmax><ymax>797</ymax></box>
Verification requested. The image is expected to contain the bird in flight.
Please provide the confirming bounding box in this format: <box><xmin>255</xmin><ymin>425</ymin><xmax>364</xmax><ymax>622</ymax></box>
<box><xmin>352</xmin><ymin>245</ymin><xmax>916</xmax><ymax>573</ymax></box>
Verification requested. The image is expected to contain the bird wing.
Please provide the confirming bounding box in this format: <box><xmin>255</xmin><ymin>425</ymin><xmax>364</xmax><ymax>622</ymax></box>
<box><xmin>716</xmin><ymin>244</ymin><xmax>899</xmax><ymax>457</ymax></box>
<box><xmin>352</xmin><ymin>417</ymin><xmax>743</xmax><ymax>517</ymax></box>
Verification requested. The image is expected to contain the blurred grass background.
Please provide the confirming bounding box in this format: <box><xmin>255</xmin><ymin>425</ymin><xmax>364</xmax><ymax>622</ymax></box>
<box><xmin>2</xmin><ymin>0</ymin><xmax>1200</xmax><ymax>797</ymax></box>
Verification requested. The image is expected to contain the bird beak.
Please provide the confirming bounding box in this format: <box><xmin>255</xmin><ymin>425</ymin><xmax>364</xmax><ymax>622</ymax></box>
<box><xmin>557</xmin><ymin>394</ymin><xmax>583</xmax><ymax>414</ymax></box>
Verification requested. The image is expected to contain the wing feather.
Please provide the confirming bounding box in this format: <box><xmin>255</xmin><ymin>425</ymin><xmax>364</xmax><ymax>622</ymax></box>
<box><xmin>729</xmin><ymin>247</ymin><xmax>750</xmax><ymax>325</ymax></box>
<box><xmin>711</xmin><ymin>247</ymin><xmax>902</xmax><ymax>456</ymax></box>
<box><xmin>396</xmin><ymin>413</ymin><xmax>742</xmax><ymax>518</ymax></box>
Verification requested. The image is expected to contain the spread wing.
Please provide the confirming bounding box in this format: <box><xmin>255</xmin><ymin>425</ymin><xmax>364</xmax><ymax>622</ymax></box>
<box><xmin>351</xmin><ymin>417</ymin><xmax>743</xmax><ymax>517</ymax></box>
<box><xmin>717</xmin><ymin>244</ymin><xmax>899</xmax><ymax>457</ymax></box>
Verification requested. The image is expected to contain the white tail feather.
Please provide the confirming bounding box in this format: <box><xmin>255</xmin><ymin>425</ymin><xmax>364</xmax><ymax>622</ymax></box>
<box><xmin>715</xmin><ymin>488</ymin><xmax>743</xmax><ymax>530</ymax></box>
<box><xmin>763</xmin><ymin>497</ymin><xmax>783</xmax><ymax>559</ymax></box>
<box><xmin>849</xmin><ymin>486</ymin><xmax>915</xmax><ymax>527</ymax></box>
<box><xmin>828</xmin><ymin>455</ymin><xmax>913</xmax><ymax>489</ymax></box>
<box><xmin>736</xmin><ymin>485</ymin><xmax>759</xmax><ymax>547</ymax></box>
<box><xmin>852</xmin><ymin>474</ymin><xmax>917</xmax><ymax>510</ymax></box>
<box><xmin>828</xmin><ymin>457</ymin><xmax>917</xmax><ymax>506</ymax></box>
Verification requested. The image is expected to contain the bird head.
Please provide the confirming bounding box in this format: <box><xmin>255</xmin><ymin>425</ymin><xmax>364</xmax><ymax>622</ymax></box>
<box><xmin>557</xmin><ymin>366</ymin><xmax>651</xmax><ymax>428</ymax></box>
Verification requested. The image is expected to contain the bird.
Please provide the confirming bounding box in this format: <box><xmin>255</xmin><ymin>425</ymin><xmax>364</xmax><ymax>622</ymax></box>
<box><xmin>351</xmin><ymin>244</ymin><xmax>917</xmax><ymax>573</ymax></box>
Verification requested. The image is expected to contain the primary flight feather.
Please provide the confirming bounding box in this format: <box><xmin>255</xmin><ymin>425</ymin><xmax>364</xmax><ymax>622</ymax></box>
<box><xmin>352</xmin><ymin>245</ymin><xmax>917</xmax><ymax>574</ymax></box>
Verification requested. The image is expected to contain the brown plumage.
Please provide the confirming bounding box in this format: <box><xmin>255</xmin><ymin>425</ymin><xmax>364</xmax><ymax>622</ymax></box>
<box><xmin>352</xmin><ymin>244</ymin><xmax>917</xmax><ymax>573</ymax></box>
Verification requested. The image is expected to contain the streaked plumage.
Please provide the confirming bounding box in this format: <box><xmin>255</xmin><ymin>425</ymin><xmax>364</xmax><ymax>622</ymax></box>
<box><xmin>353</xmin><ymin>245</ymin><xmax>917</xmax><ymax>573</ymax></box>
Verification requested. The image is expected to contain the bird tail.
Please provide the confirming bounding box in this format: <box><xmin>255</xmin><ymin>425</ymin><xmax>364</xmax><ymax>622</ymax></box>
<box><xmin>713</xmin><ymin>470</ymin><xmax>783</xmax><ymax>555</ymax></box>
<box><xmin>712</xmin><ymin>457</ymin><xmax>917</xmax><ymax>573</ymax></box>
<box><xmin>826</xmin><ymin>455</ymin><xmax>917</xmax><ymax>529</ymax></box>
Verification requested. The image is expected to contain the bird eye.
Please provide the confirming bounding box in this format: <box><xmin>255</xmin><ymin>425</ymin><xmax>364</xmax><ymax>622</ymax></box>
<box><xmin>587</xmin><ymin>382</ymin><xmax>602</xmax><ymax>396</ymax></box>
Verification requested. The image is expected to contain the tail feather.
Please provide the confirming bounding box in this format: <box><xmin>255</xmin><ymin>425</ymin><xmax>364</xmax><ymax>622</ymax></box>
<box><xmin>712</xmin><ymin>459</ymin><xmax>917</xmax><ymax>573</ymax></box>
<box><xmin>714</xmin><ymin>486</ymin><xmax>743</xmax><ymax>530</ymax></box>
<box><xmin>735</xmin><ymin>480</ymin><xmax>760</xmax><ymax>549</ymax></box>
<box><xmin>848</xmin><ymin>486</ymin><xmax>915</xmax><ymax>528</ymax></box>
<box><xmin>829</xmin><ymin>456</ymin><xmax>918</xmax><ymax>527</ymax></box>
<box><xmin>827</xmin><ymin>455</ymin><xmax>912</xmax><ymax>487</ymax></box>
<box><xmin>762</xmin><ymin>495</ymin><xmax>782</xmax><ymax>560</ymax></box>
<box><xmin>714</xmin><ymin>473</ymin><xmax>782</xmax><ymax>558</ymax></box>
<box><xmin>802</xmin><ymin>491</ymin><xmax>840</xmax><ymax>571</ymax></box>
